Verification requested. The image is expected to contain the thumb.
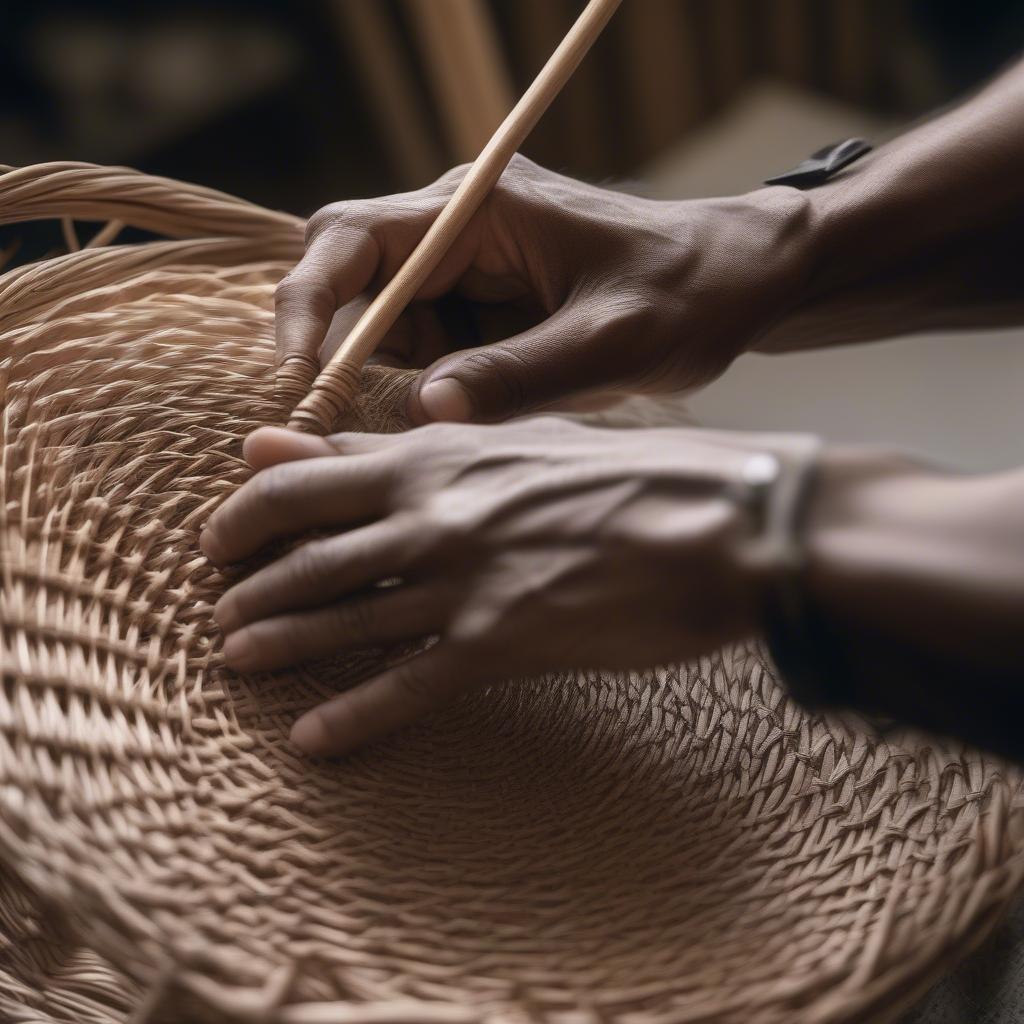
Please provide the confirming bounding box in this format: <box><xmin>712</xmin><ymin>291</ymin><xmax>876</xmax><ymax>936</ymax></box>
<box><xmin>409</xmin><ymin>306</ymin><xmax>618</xmax><ymax>424</ymax></box>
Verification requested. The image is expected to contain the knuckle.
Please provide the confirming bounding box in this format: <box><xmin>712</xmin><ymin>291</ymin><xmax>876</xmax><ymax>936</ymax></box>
<box><xmin>304</xmin><ymin>201</ymin><xmax>355</xmax><ymax>243</ymax></box>
<box><xmin>373</xmin><ymin>453</ymin><xmax>405</xmax><ymax>507</ymax></box>
<box><xmin>273</xmin><ymin>273</ymin><xmax>336</xmax><ymax>315</ymax></box>
<box><xmin>600</xmin><ymin>285</ymin><xmax>654</xmax><ymax>328</ymax></box>
<box><xmin>503</xmin><ymin>152</ymin><xmax>541</xmax><ymax>185</ymax></box>
<box><xmin>522</xmin><ymin>414</ymin><xmax>565</xmax><ymax>433</ymax></box>
<box><xmin>411</xmin><ymin>420</ymin><xmax>459</xmax><ymax>446</ymax></box>
<box><xmin>395</xmin><ymin>660</ymin><xmax>435</xmax><ymax>702</ymax></box>
<box><xmin>460</xmin><ymin>348</ymin><xmax>529</xmax><ymax>416</ymax></box>
<box><xmin>288</xmin><ymin>540</ymin><xmax>329</xmax><ymax>592</ymax></box>
<box><xmin>337</xmin><ymin>597</ymin><xmax>377</xmax><ymax>643</ymax></box>
<box><xmin>222</xmin><ymin>588</ymin><xmax>252</xmax><ymax>629</ymax></box>
<box><xmin>447</xmin><ymin>603</ymin><xmax>498</xmax><ymax>651</ymax></box>
<box><xmin>499</xmin><ymin>151</ymin><xmax>534</xmax><ymax>183</ymax></box>
<box><xmin>253</xmin><ymin>465</ymin><xmax>304</xmax><ymax>521</ymax></box>
<box><xmin>435</xmin><ymin>162</ymin><xmax>472</xmax><ymax>190</ymax></box>
<box><xmin>272</xmin><ymin>273</ymin><xmax>301</xmax><ymax>303</ymax></box>
<box><xmin>493</xmin><ymin>154</ymin><xmax>545</xmax><ymax>210</ymax></box>
<box><xmin>421</xmin><ymin>499</ymin><xmax>466</xmax><ymax>545</ymax></box>
<box><xmin>391</xmin><ymin>429</ymin><xmax>453</xmax><ymax>481</ymax></box>
<box><xmin>248</xmin><ymin>619</ymin><xmax>292</xmax><ymax>665</ymax></box>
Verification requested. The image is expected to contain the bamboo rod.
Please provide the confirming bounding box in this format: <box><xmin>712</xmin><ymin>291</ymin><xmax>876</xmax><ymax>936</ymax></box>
<box><xmin>287</xmin><ymin>0</ymin><xmax>624</xmax><ymax>434</ymax></box>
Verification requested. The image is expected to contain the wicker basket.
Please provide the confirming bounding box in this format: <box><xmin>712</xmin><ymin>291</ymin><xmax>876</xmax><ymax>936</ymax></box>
<box><xmin>1</xmin><ymin>162</ymin><xmax>1023</xmax><ymax>1024</ymax></box>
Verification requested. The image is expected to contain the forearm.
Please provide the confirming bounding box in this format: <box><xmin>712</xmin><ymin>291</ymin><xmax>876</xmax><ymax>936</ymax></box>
<box><xmin>800</xmin><ymin>451</ymin><xmax>1024</xmax><ymax>759</ymax></box>
<box><xmin>757</xmin><ymin>213</ymin><xmax>1024</xmax><ymax>351</ymax></box>
<box><xmin>756</xmin><ymin>58</ymin><xmax>1024</xmax><ymax>353</ymax></box>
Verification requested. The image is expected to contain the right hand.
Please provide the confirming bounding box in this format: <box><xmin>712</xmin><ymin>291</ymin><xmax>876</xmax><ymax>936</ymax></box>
<box><xmin>275</xmin><ymin>155</ymin><xmax>815</xmax><ymax>424</ymax></box>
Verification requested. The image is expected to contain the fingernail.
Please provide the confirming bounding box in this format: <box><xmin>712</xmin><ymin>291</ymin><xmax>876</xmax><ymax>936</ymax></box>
<box><xmin>419</xmin><ymin>378</ymin><xmax>472</xmax><ymax>422</ymax></box>
<box><xmin>290</xmin><ymin>711</ymin><xmax>332</xmax><ymax>756</ymax></box>
<box><xmin>199</xmin><ymin>529</ymin><xmax>225</xmax><ymax>566</ymax></box>
<box><xmin>222</xmin><ymin>633</ymin><xmax>254</xmax><ymax>670</ymax></box>
<box><xmin>212</xmin><ymin>595</ymin><xmax>239</xmax><ymax>635</ymax></box>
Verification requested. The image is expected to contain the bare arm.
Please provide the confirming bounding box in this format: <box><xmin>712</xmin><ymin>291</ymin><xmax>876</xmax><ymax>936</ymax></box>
<box><xmin>760</xmin><ymin>58</ymin><xmax>1024</xmax><ymax>352</ymax></box>
<box><xmin>801</xmin><ymin>453</ymin><xmax>1024</xmax><ymax>761</ymax></box>
<box><xmin>202</xmin><ymin>423</ymin><xmax>1024</xmax><ymax>761</ymax></box>
<box><xmin>276</xmin><ymin>59</ymin><xmax>1024</xmax><ymax>421</ymax></box>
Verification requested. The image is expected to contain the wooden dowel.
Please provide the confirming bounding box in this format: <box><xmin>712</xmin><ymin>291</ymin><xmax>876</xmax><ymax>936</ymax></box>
<box><xmin>288</xmin><ymin>0</ymin><xmax>624</xmax><ymax>434</ymax></box>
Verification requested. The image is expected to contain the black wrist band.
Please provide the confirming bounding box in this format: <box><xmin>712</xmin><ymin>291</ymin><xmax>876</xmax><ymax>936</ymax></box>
<box><xmin>764</xmin><ymin>138</ymin><xmax>872</xmax><ymax>189</ymax></box>
<box><xmin>759</xmin><ymin>464</ymin><xmax>857</xmax><ymax>712</ymax></box>
<box><xmin>719</xmin><ymin>434</ymin><xmax>854</xmax><ymax>711</ymax></box>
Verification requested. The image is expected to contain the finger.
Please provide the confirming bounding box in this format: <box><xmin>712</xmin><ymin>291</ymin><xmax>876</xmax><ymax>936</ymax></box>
<box><xmin>243</xmin><ymin>426</ymin><xmax>335</xmax><ymax>470</ymax></box>
<box><xmin>319</xmin><ymin>294</ymin><xmax>370</xmax><ymax>366</ymax></box>
<box><xmin>289</xmin><ymin>643</ymin><xmax>473</xmax><ymax>757</ymax></box>
<box><xmin>200</xmin><ymin>453</ymin><xmax>396</xmax><ymax>565</ymax></box>
<box><xmin>276</xmin><ymin>172</ymin><xmax>472</xmax><ymax>390</ymax></box>
<box><xmin>322</xmin><ymin>297</ymin><xmax>447</xmax><ymax>370</ymax></box>
<box><xmin>221</xmin><ymin>583</ymin><xmax>443</xmax><ymax>673</ymax></box>
<box><xmin>213</xmin><ymin>519</ymin><xmax>416</xmax><ymax>634</ymax></box>
<box><xmin>366</xmin><ymin>302</ymin><xmax>461</xmax><ymax>369</ymax></box>
<box><xmin>243</xmin><ymin>426</ymin><xmax>396</xmax><ymax>471</ymax></box>
<box><xmin>274</xmin><ymin>227</ymin><xmax>379</xmax><ymax>389</ymax></box>
<box><xmin>408</xmin><ymin>300</ymin><xmax>628</xmax><ymax>424</ymax></box>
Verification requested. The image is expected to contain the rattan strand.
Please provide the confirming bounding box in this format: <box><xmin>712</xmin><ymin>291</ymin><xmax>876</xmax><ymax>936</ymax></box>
<box><xmin>1</xmin><ymin>162</ymin><xmax>1023</xmax><ymax>1024</ymax></box>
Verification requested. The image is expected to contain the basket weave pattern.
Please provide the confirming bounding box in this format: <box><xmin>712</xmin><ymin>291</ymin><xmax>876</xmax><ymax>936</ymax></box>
<box><xmin>1</xmin><ymin>163</ymin><xmax>1023</xmax><ymax>1024</ymax></box>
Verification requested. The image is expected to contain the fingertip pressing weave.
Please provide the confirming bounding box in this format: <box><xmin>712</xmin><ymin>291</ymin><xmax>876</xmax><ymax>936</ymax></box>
<box><xmin>290</xmin><ymin>709</ymin><xmax>332</xmax><ymax>756</ymax></box>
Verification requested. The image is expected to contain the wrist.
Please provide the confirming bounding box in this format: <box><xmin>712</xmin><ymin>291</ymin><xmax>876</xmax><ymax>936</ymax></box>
<box><xmin>796</xmin><ymin>153</ymin><xmax>904</xmax><ymax>301</ymax></box>
<box><xmin>750</xmin><ymin>185</ymin><xmax>822</xmax><ymax>323</ymax></box>
<box><xmin>680</xmin><ymin>184</ymin><xmax>822</xmax><ymax>362</ymax></box>
<box><xmin>753</xmin><ymin>446</ymin><xmax>918</xmax><ymax>713</ymax></box>
<box><xmin>795</xmin><ymin>452</ymin><xmax>1024</xmax><ymax>752</ymax></box>
<box><xmin>803</xmin><ymin>448</ymin><xmax>927</xmax><ymax>630</ymax></box>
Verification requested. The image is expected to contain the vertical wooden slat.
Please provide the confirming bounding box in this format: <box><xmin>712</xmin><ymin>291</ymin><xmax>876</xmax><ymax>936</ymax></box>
<box><xmin>830</xmin><ymin>0</ymin><xmax>871</xmax><ymax>104</ymax></box>
<box><xmin>329</xmin><ymin>0</ymin><xmax>443</xmax><ymax>189</ymax></box>
<box><xmin>770</xmin><ymin>0</ymin><xmax>808</xmax><ymax>85</ymax></box>
<box><xmin>708</xmin><ymin>0</ymin><xmax>748</xmax><ymax>106</ymax></box>
<box><xmin>503</xmin><ymin>0</ymin><xmax>611</xmax><ymax>176</ymax></box>
<box><xmin>406</xmin><ymin>0</ymin><xmax>516</xmax><ymax>163</ymax></box>
<box><xmin>618</xmin><ymin>0</ymin><xmax>702</xmax><ymax>163</ymax></box>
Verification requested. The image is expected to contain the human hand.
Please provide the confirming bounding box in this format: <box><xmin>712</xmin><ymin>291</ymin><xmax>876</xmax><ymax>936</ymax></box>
<box><xmin>201</xmin><ymin>418</ymin><xmax>798</xmax><ymax>757</ymax></box>
<box><xmin>275</xmin><ymin>156</ymin><xmax>814</xmax><ymax>424</ymax></box>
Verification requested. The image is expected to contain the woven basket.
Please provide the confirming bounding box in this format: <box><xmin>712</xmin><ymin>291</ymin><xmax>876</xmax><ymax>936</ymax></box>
<box><xmin>1</xmin><ymin>162</ymin><xmax>1023</xmax><ymax>1024</ymax></box>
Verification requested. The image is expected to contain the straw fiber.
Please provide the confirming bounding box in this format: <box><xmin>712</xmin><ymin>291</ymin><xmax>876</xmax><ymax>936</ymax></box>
<box><xmin>1</xmin><ymin>162</ymin><xmax>1023</xmax><ymax>1024</ymax></box>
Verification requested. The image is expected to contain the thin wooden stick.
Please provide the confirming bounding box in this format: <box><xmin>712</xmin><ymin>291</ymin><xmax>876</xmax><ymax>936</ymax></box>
<box><xmin>287</xmin><ymin>0</ymin><xmax>624</xmax><ymax>434</ymax></box>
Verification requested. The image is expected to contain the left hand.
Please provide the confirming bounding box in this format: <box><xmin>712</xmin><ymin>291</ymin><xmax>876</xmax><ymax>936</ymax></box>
<box><xmin>201</xmin><ymin>419</ymin><xmax>776</xmax><ymax>757</ymax></box>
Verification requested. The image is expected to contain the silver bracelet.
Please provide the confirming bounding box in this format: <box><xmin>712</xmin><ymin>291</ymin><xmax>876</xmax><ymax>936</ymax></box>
<box><xmin>726</xmin><ymin>435</ymin><xmax>848</xmax><ymax>709</ymax></box>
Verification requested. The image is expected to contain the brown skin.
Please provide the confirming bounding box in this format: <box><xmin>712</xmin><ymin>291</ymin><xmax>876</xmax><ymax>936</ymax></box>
<box><xmin>204</xmin><ymin>60</ymin><xmax>1024</xmax><ymax>759</ymax></box>
<box><xmin>274</xmin><ymin>156</ymin><xmax>816</xmax><ymax>422</ymax></box>
<box><xmin>205</xmin><ymin>421</ymin><xmax>778</xmax><ymax>755</ymax></box>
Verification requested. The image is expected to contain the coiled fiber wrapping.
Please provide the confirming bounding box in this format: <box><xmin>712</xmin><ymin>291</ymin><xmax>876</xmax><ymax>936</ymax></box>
<box><xmin>0</xmin><ymin>162</ymin><xmax>1022</xmax><ymax>1024</ymax></box>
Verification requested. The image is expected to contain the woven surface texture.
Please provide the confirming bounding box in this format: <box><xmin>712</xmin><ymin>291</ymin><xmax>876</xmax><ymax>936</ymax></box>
<box><xmin>1</xmin><ymin>162</ymin><xmax>1023</xmax><ymax>1024</ymax></box>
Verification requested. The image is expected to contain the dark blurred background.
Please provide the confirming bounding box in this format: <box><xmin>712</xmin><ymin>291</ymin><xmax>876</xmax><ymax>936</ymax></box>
<box><xmin>2</xmin><ymin>0</ymin><xmax>1023</xmax><ymax>214</ymax></box>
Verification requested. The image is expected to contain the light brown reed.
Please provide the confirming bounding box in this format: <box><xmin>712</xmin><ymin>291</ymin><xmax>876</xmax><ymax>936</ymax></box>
<box><xmin>1</xmin><ymin>161</ymin><xmax>1023</xmax><ymax>1024</ymax></box>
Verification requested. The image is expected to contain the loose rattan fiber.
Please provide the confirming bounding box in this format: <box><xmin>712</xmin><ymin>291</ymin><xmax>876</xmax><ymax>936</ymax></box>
<box><xmin>1</xmin><ymin>162</ymin><xmax>1024</xmax><ymax>1024</ymax></box>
